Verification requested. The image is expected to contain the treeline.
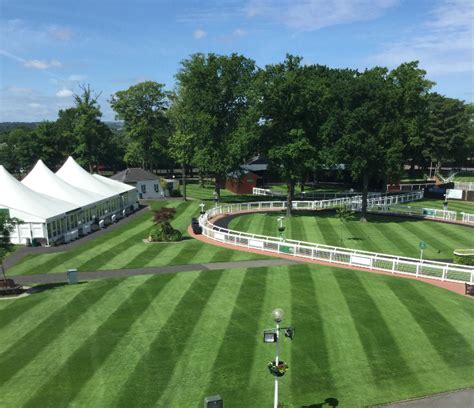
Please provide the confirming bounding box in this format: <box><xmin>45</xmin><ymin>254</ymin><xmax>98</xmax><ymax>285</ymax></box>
<box><xmin>0</xmin><ymin>54</ymin><xmax>473</xmax><ymax>218</ymax></box>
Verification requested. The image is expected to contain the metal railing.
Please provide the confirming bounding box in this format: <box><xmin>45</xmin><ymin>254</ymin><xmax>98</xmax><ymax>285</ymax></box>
<box><xmin>461</xmin><ymin>213</ymin><xmax>474</xmax><ymax>224</ymax></box>
<box><xmin>252</xmin><ymin>187</ymin><xmax>382</xmax><ymax>200</ymax></box>
<box><xmin>199</xmin><ymin>193</ymin><xmax>474</xmax><ymax>284</ymax></box>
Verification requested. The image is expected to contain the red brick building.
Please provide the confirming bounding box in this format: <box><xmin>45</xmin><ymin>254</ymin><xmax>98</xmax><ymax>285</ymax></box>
<box><xmin>226</xmin><ymin>170</ymin><xmax>259</xmax><ymax>194</ymax></box>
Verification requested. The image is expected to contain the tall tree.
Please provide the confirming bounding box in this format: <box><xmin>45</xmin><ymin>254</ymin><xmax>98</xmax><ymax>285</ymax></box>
<box><xmin>0</xmin><ymin>212</ymin><xmax>20</xmax><ymax>282</ymax></box>
<box><xmin>174</xmin><ymin>53</ymin><xmax>258</xmax><ymax>200</ymax></box>
<box><xmin>110</xmin><ymin>81</ymin><xmax>170</xmax><ymax>170</ymax></box>
<box><xmin>254</xmin><ymin>55</ymin><xmax>329</xmax><ymax>215</ymax></box>
<box><xmin>423</xmin><ymin>93</ymin><xmax>471</xmax><ymax>172</ymax></box>
<box><xmin>336</xmin><ymin>67</ymin><xmax>398</xmax><ymax>221</ymax></box>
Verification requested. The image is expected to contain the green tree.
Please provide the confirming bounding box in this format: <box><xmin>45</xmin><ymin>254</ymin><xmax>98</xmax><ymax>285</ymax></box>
<box><xmin>174</xmin><ymin>53</ymin><xmax>258</xmax><ymax>200</ymax></box>
<box><xmin>423</xmin><ymin>93</ymin><xmax>471</xmax><ymax>172</ymax></box>
<box><xmin>110</xmin><ymin>81</ymin><xmax>170</xmax><ymax>170</ymax></box>
<box><xmin>0</xmin><ymin>212</ymin><xmax>20</xmax><ymax>281</ymax></box>
<box><xmin>254</xmin><ymin>55</ymin><xmax>325</xmax><ymax>215</ymax></box>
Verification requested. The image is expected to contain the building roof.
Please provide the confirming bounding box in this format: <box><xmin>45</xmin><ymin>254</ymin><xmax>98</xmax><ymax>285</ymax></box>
<box><xmin>93</xmin><ymin>174</ymin><xmax>137</xmax><ymax>193</ymax></box>
<box><xmin>111</xmin><ymin>168</ymin><xmax>159</xmax><ymax>183</ymax></box>
<box><xmin>241</xmin><ymin>156</ymin><xmax>269</xmax><ymax>172</ymax></box>
<box><xmin>0</xmin><ymin>165</ymin><xmax>79</xmax><ymax>223</ymax></box>
<box><xmin>56</xmin><ymin>157</ymin><xmax>120</xmax><ymax>198</ymax></box>
<box><xmin>227</xmin><ymin>169</ymin><xmax>260</xmax><ymax>179</ymax></box>
<box><xmin>22</xmin><ymin>160</ymin><xmax>106</xmax><ymax>206</ymax></box>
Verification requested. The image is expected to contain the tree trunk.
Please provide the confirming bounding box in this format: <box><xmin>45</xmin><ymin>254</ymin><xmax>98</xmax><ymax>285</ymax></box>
<box><xmin>181</xmin><ymin>163</ymin><xmax>187</xmax><ymax>201</ymax></box>
<box><xmin>1</xmin><ymin>261</ymin><xmax>7</xmax><ymax>282</ymax></box>
<box><xmin>286</xmin><ymin>179</ymin><xmax>295</xmax><ymax>217</ymax></box>
<box><xmin>214</xmin><ymin>175</ymin><xmax>222</xmax><ymax>202</ymax></box>
<box><xmin>382</xmin><ymin>174</ymin><xmax>388</xmax><ymax>194</ymax></box>
<box><xmin>360</xmin><ymin>173</ymin><xmax>368</xmax><ymax>222</ymax></box>
<box><xmin>199</xmin><ymin>171</ymin><xmax>205</xmax><ymax>188</ymax></box>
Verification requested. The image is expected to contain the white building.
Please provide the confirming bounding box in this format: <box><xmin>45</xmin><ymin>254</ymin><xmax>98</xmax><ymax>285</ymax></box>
<box><xmin>110</xmin><ymin>168</ymin><xmax>166</xmax><ymax>199</ymax></box>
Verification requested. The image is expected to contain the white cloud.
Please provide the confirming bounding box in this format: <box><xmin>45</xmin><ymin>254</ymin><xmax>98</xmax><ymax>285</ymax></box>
<box><xmin>68</xmin><ymin>74</ymin><xmax>87</xmax><ymax>81</ymax></box>
<box><xmin>371</xmin><ymin>0</ymin><xmax>473</xmax><ymax>75</ymax></box>
<box><xmin>28</xmin><ymin>102</ymin><xmax>42</xmax><ymax>108</ymax></box>
<box><xmin>245</xmin><ymin>0</ymin><xmax>399</xmax><ymax>31</ymax></box>
<box><xmin>24</xmin><ymin>59</ymin><xmax>63</xmax><ymax>70</ymax></box>
<box><xmin>56</xmin><ymin>89</ymin><xmax>74</xmax><ymax>98</ymax></box>
<box><xmin>233</xmin><ymin>28</ymin><xmax>247</xmax><ymax>37</ymax></box>
<box><xmin>48</xmin><ymin>27</ymin><xmax>74</xmax><ymax>41</ymax></box>
<box><xmin>193</xmin><ymin>29</ymin><xmax>207</xmax><ymax>39</ymax></box>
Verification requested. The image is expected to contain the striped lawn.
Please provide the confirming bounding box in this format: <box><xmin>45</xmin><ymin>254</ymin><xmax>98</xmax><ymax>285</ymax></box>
<box><xmin>228</xmin><ymin>211</ymin><xmax>474</xmax><ymax>261</ymax></box>
<box><xmin>0</xmin><ymin>264</ymin><xmax>472</xmax><ymax>407</ymax></box>
<box><xmin>7</xmin><ymin>200</ymin><xmax>267</xmax><ymax>277</ymax></box>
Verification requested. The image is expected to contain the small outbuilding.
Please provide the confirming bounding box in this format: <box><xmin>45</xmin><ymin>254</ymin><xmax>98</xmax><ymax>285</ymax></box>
<box><xmin>226</xmin><ymin>170</ymin><xmax>259</xmax><ymax>195</ymax></box>
<box><xmin>111</xmin><ymin>168</ymin><xmax>165</xmax><ymax>199</ymax></box>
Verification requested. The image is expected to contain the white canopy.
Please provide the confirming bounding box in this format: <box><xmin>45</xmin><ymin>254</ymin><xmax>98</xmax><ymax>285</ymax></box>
<box><xmin>0</xmin><ymin>165</ymin><xmax>79</xmax><ymax>223</ymax></box>
<box><xmin>56</xmin><ymin>157</ymin><xmax>119</xmax><ymax>198</ymax></box>
<box><xmin>93</xmin><ymin>174</ymin><xmax>136</xmax><ymax>194</ymax></box>
<box><xmin>22</xmin><ymin>160</ymin><xmax>107</xmax><ymax>207</ymax></box>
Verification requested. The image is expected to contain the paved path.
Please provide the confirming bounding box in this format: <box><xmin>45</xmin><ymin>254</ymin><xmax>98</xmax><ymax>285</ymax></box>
<box><xmin>4</xmin><ymin>206</ymin><xmax>149</xmax><ymax>270</ymax></box>
<box><xmin>375</xmin><ymin>388</ymin><xmax>474</xmax><ymax>407</ymax></box>
<box><xmin>13</xmin><ymin>258</ymin><xmax>298</xmax><ymax>285</ymax></box>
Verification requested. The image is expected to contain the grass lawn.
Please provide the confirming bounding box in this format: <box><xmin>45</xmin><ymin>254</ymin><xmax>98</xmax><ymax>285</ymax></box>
<box><xmin>7</xmin><ymin>200</ymin><xmax>268</xmax><ymax>277</ymax></box>
<box><xmin>0</xmin><ymin>264</ymin><xmax>472</xmax><ymax>407</ymax></box>
<box><xmin>228</xmin><ymin>211</ymin><xmax>474</xmax><ymax>261</ymax></box>
<box><xmin>399</xmin><ymin>198</ymin><xmax>474</xmax><ymax>216</ymax></box>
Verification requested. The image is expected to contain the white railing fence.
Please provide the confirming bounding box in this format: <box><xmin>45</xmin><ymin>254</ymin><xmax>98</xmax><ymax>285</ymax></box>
<box><xmin>199</xmin><ymin>194</ymin><xmax>474</xmax><ymax>284</ymax></box>
<box><xmin>252</xmin><ymin>187</ymin><xmax>382</xmax><ymax>200</ymax></box>
<box><xmin>461</xmin><ymin>213</ymin><xmax>474</xmax><ymax>224</ymax></box>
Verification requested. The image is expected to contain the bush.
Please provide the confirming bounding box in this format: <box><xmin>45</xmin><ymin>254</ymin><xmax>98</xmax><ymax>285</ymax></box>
<box><xmin>149</xmin><ymin>223</ymin><xmax>182</xmax><ymax>242</ymax></box>
<box><xmin>170</xmin><ymin>188</ymin><xmax>182</xmax><ymax>197</ymax></box>
<box><xmin>453</xmin><ymin>250</ymin><xmax>474</xmax><ymax>266</ymax></box>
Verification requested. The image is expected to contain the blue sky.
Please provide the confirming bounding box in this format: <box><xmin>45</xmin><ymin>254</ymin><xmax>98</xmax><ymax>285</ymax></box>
<box><xmin>0</xmin><ymin>0</ymin><xmax>472</xmax><ymax>121</ymax></box>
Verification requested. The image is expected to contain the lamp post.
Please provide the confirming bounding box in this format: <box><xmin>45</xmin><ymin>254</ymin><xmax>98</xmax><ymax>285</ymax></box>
<box><xmin>263</xmin><ymin>308</ymin><xmax>294</xmax><ymax>408</ymax></box>
<box><xmin>199</xmin><ymin>203</ymin><xmax>205</xmax><ymax>216</ymax></box>
<box><xmin>277</xmin><ymin>217</ymin><xmax>285</xmax><ymax>241</ymax></box>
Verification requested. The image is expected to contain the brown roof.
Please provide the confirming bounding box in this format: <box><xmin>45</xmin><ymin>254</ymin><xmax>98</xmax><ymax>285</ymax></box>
<box><xmin>111</xmin><ymin>168</ymin><xmax>159</xmax><ymax>183</ymax></box>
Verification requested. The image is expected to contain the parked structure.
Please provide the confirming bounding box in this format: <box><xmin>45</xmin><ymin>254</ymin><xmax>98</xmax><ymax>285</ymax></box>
<box><xmin>0</xmin><ymin>157</ymin><xmax>138</xmax><ymax>246</ymax></box>
<box><xmin>226</xmin><ymin>170</ymin><xmax>259</xmax><ymax>194</ymax></box>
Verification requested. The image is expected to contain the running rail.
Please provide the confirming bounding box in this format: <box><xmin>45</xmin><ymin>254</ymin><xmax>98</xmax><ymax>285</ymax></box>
<box><xmin>199</xmin><ymin>192</ymin><xmax>474</xmax><ymax>284</ymax></box>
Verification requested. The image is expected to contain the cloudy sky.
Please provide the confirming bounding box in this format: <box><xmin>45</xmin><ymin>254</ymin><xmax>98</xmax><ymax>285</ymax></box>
<box><xmin>0</xmin><ymin>0</ymin><xmax>472</xmax><ymax>122</ymax></box>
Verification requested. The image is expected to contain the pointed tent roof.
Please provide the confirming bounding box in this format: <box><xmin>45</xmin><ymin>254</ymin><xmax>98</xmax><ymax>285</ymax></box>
<box><xmin>0</xmin><ymin>165</ymin><xmax>79</xmax><ymax>222</ymax></box>
<box><xmin>93</xmin><ymin>174</ymin><xmax>136</xmax><ymax>194</ymax></box>
<box><xmin>22</xmin><ymin>160</ymin><xmax>107</xmax><ymax>207</ymax></box>
<box><xmin>56</xmin><ymin>157</ymin><xmax>119</xmax><ymax>198</ymax></box>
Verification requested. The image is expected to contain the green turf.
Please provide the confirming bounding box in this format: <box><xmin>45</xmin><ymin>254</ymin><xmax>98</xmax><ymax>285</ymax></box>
<box><xmin>7</xmin><ymin>200</ymin><xmax>267</xmax><ymax>277</ymax></box>
<box><xmin>0</xmin><ymin>264</ymin><xmax>472</xmax><ymax>407</ymax></box>
<box><xmin>398</xmin><ymin>198</ymin><xmax>474</xmax><ymax>217</ymax></box>
<box><xmin>228</xmin><ymin>211</ymin><xmax>474</xmax><ymax>261</ymax></box>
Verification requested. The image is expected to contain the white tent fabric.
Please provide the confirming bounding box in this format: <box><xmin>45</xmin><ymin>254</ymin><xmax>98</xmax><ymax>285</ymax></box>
<box><xmin>0</xmin><ymin>165</ymin><xmax>79</xmax><ymax>222</ymax></box>
<box><xmin>56</xmin><ymin>157</ymin><xmax>119</xmax><ymax>197</ymax></box>
<box><xmin>93</xmin><ymin>174</ymin><xmax>136</xmax><ymax>193</ymax></box>
<box><xmin>22</xmin><ymin>160</ymin><xmax>107</xmax><ymax>207</ymax></box>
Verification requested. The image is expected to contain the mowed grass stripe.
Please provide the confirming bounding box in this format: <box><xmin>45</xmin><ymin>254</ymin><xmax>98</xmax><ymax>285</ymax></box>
<box><xmin>0</xmin><ymin>279</ymin><xmax>122</xmax><ymax>386</ymax></box>
<box><xmin>421</xmin><ymin>221</ymin><xmax>473</xmax><ymax>250</ymax></box>
<box><xmin>370</xmin><ymin>221</ymin><xmax>419</xmax><ymax>258</ymax></box>
<box><xmin>314</xmin><ymin>215</ymin><xmax>341</xmax><ymax>247</ymax></box>
<box><xmin>387</xmin><ymin>279</ymin><xmax>474</xmax><ymax>368</ymax></box>
<box><xmin>0</xmin><ymin>292</ymin><xmax>45</xmax><ymax>329</ymax></box>
<box><xmin>204</xmin><ymin>267</ymin><xmax>269</xmax><ymax>399</ymax></box>
<box><xmin>399</xmin><ymin>221</ymin><xmax>456</xmax><ymax>256</ymax></box>
<box><xmin>157</xmin><ymin>268</ymin><xmax>247</xmax><ymax>406</ymax></box>
<box><xmin>70</xmin><ymin>272</ymin><xmax>199</xmax><ymax>406</ymax></box>
<box><xmin>113</xmin><ymin>270</ymin><xmax>223</xmax><ymax>407</ymax></box>
<box><xmin>334</xmin><ymin>270</ymin><xmax>417</xmax><ymax>387</ymax></box>
<box><xmin>23</xmin><ymin>273</ymin><xmax>176</xmax><ymax>408</ymax></box>
<box><xmin>289</xmin><ymin>265</ymin><xmax>335</xmax><ymax>395</ymax></box>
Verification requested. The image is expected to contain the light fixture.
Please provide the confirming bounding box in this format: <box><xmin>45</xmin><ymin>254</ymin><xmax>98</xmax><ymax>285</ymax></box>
<box><xmin>272</xmin><ymin>308</ymin><xmax>284</xmax><ymax>323</ymax></box>
<box><xmin>284</xmin><ymin>327</ymin><xmax>295</xmax><ymax>340</ymax></box>
<box><xmin>263</xmin><ymin>330</ymin><xmax>277</xmax><ymax>343</ymax></box>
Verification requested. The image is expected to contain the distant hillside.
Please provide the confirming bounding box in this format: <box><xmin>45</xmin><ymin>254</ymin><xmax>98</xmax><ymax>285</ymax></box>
<box><xmin>0</xmin><ymin>121</ymin><xmax>123</xmax><ymax>132</ymax></box>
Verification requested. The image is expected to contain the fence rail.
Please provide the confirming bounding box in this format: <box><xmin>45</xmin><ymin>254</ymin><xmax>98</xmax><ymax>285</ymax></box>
<box><xmin>461</xmin><ymin>213</ymin><xmax>474</xmax><ymax>224</ymax></box>
<box><xmin>199</xmin><ymin>193</ymin><xmax>474</xmax><ymax>284</ymax></box>
<box><xmin>252</xmin><ymin>187</ymin><xmax>382</xmax><ymax>200</ymax></box>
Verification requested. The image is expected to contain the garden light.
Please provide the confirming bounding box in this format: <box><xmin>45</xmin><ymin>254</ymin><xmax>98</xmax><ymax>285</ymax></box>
<box><xmin>284</xmin><ymin>327</ymin><xmax>294</xmax><ymax>340</ymax></box>
<box><xmin>264</xmin><ymin>330</ymin><xmax>278</xmax><ymax>343</ymax></box>
<box><xmin>272</xmin><ymin>308</ymin><xmax>284</xmax><ymax>323</ymax></box>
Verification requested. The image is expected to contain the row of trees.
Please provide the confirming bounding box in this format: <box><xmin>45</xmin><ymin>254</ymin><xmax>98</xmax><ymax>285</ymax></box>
<box><xmin>1</xmin><ymin>53</ymin><xmax>472</xmax><ymax>218</ymax></box>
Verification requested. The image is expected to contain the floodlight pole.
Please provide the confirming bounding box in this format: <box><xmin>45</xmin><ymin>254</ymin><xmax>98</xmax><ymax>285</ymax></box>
<box><xmin>274</xmin><ymin>321</ymin><xmax>280</xmax><ymax>408</ymax></box>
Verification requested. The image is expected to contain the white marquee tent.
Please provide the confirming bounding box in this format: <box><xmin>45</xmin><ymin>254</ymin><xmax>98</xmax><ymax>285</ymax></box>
<box><xmin>0</xmin><ymin>157</ymin><xmax>138</xmax><ymax>246</ymax></box>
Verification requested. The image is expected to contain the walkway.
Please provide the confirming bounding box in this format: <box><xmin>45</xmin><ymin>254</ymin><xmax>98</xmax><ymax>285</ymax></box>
<box><xmin>376</xmin><ymin>388</ymin><xmax>473</xmax><ymax>407</ymax></box>
<box><xmin>13</xmin><ymin>258</ymin><xmax>298</xmax><ymax>285</ymax></box>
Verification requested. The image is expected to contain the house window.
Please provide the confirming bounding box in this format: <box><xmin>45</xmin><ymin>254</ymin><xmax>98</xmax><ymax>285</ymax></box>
<box><xmin>141</xmin><ymin>184</ymin><xmax>146</xmax><ymax>193</ymax></box>
<box><xmin>154</xmin><ymin>184</ymin><xmax>159</xmax><ymax>193</ymax></box>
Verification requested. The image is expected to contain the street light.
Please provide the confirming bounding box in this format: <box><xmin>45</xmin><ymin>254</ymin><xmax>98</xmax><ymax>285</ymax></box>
<box><xmin>277</xmin><ymin>217</ymin><xmax>285</xmax><ymax>241</ymax></box>
<box><xmin>264</xmin><ymin>308</ymin><xmax>294</xmax><ymax>408</ymax></box>
<box><xmin>199</xmin><ymin>203</ymin><xmax>205</xmax><ymax>215</ymax></box>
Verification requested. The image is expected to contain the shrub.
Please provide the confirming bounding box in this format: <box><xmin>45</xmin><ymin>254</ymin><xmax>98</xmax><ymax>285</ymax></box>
<box><xmin>149</xmin><ymin>207</ymin><xmax>182</xmax><ymax>242</ymax></box>
<box><xmin>453</xmin><ymin>249</ymin><xmax>474</xmax><ymax>266</ymax></box>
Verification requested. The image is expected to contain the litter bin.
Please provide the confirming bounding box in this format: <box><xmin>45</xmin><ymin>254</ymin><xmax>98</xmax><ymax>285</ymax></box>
<box><xmin>67</xmin><ymin>269</ymin><xmax>78</xmax><ymax>285</ymax></box>
<box><xmin>204</xmin><ymin>395</ymin><xmax>223</xmax><ymax>408</ymax></box>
